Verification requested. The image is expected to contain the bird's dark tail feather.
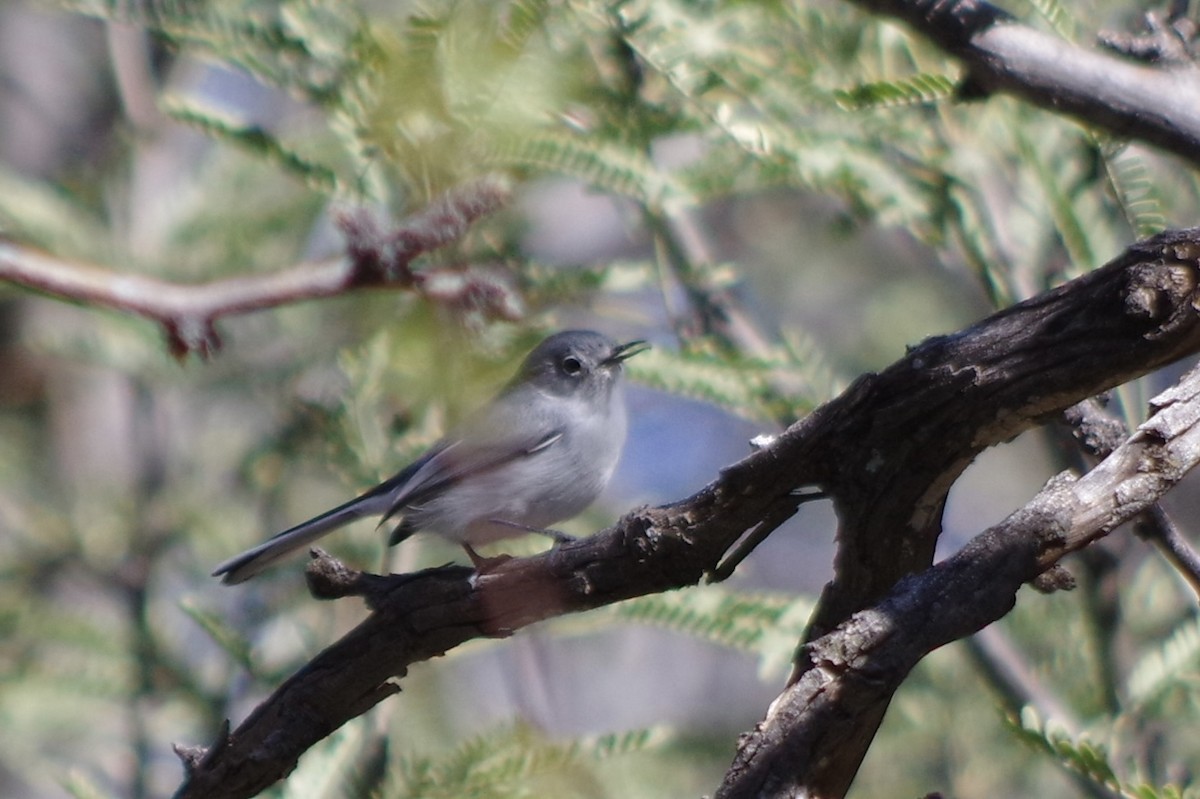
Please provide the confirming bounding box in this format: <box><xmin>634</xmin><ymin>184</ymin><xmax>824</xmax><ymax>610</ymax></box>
<box><xmin>212</xmin><ymin>493</ymin><xmax>388</xmax><ymax>584</ymax></box>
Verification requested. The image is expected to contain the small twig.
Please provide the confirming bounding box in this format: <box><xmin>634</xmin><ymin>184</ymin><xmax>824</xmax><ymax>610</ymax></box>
<box><xmin>0</xmin><ymin>176</ymin><xmax>514</xmax><ymax>359</ymax></box>
<box><xmin>304</xmin><ymin>548</ymin><xmax>460</xmax><ymax>609</ymax></box>
<box><xmin>1135</xmin><ymin>505</ymin><xmax>1200</xmax><ymax>599</ymax></box>
<box><xmin>708</xmin><ymin>490</ymin><xmax>826</xmax><ymax>582</ymax></box>
<box><xmin>1099</xmin><ymin>12</ymin><xmax>1198</xmax><ymax>64</ymax></box>
<box><xmin>1061</xmin><ymin>396</ymin><xmax>1127</xmax><ymax>457</ymax></box>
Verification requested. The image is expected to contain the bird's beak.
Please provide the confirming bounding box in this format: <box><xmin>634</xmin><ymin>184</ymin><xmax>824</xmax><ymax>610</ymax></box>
<box><xmin>605</xmin><ymin>339</ymin><xmax>650</xmax><ymax>365</ymax></box>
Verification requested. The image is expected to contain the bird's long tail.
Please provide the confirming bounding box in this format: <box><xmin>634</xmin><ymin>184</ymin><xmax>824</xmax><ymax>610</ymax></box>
<box><xmin>212</xmin><ymin>493</ymin><xmax>390</xmax><ymax>584</ymax></box>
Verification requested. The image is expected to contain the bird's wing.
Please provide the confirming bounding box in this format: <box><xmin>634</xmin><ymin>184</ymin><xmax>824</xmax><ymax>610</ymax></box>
<box><xmin>378</xmin><ymin>412</ymin><xmax>565</xmax><ymax>525</ymax></box>
<box><xmin>374</xmin><ymin>390</ymin><xmax>564</xmax><ymax>519</ymax></box>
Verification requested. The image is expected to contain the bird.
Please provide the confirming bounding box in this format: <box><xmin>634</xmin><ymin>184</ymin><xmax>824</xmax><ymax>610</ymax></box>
<box><xmin>213</xmin><ymin>330</ymin><xmax>648</xmax><ymax>584</ymax></box>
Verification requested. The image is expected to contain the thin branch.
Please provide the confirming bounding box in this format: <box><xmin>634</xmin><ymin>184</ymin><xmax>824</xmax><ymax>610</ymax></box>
<box><xmin>1135</xmin><ymin>505</ymin><xmax>1200</xmax><ymax>598</ymax></box>
<box><xmin>106</xmin><ymin>22</ymin><xmax>165</xmax><ymax>133</ymax></box>
<box><xmin>843</xmin><ymin>0</ymin><xmax>1200</xmax><ymax>167</ymax></box>
<box><xmin>0</xmin><ymin>177</ymin><xmax>514</xmax><ymax>358</ymax></box>
<box><xmin>173</xmin><ymin>228</ymin><xmax>1200</xmax><ymax>798</ymax></box>
<box><xmin>606</xmin><ymin>19</ymin><xmax>785</xmax><ymax>376</ymax></box>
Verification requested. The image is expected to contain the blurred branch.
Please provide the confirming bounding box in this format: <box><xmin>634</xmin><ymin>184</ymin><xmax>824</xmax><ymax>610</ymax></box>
<box><xmin>176</xmin><ymin>228</ymin><xmax>1200</xmax><ymax>798</ymax></box>
<box><xmin>962</xmin><ymin>629</ymin><xmax>1124</xmax><ymax>799</ymax></box>
<box><xmin>0</xmin><ymin>177</ymin><xmax>515</xmax><ymax>358</ymax></box>
<box><xmin>845</xmin><ymin>0</ymin><xmax>1200</xmax><ymax>167</ymax></box>
<box><xmin>964</xmin><ymin>627</ymin><xmax>1080</xmax><ymax>731</ymax></box>
<box><xmin>646</xmin><ymin>207</ymin><xmax>777</xmax><ymax>357</ymax></box>
<box><xmin>106</xmin><ymin>22</ymin><xmax>164</xmax><ymax>133</ymax></box>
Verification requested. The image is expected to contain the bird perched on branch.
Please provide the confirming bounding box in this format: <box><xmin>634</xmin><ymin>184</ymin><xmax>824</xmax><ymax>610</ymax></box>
<box><xmin>213</xmin><ymin>330</ymin><xmax>648</xmax><ymax>584</ymax></box>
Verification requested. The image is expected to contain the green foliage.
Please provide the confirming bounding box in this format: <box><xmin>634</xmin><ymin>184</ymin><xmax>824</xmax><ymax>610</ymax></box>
<box><xmin>0</xmin><ymin>166</ymin><xmax>111</xmax><ymax>255</ymax></box>
<box><xmin>391</xmin><ymin>722</ymin><xmax>671</xmax><ymax>799</ymax></box>
<box><xmin>62</xmin><ymin>771</ymin><xmax>119</xmax><ymax>799</ymax></box>
<box><xmin>1102</xmin><ymin>144</ymin><xmax>1169</xmax><ymax>239</ymax></box>
<box><xmin>983</xmin><ymin>569</ymin><xmax>1200</xmax><ymax>799</ymax></box>
<box><xmin>606</xmin><ymin>586</ymin><xmax>815</xmax><ymax>680</ymax></box>
<box><xmin>43</xmin><ymin>0</ymin><xmax>1196</xmax><ymax>308</ymax></box>
<box><xmin>63</xmin><ymin>0</ymin><xmax>365</xmax><ymax>103</ymax></box>
<box><xmin>628</xmin><ymin>338</ymin><xmax>839</xmax><ymax>422</ymax></box>
<box><xmin>1020</xmin><ymin>0</ymin><xmax>1080</xmax><ymax>40</ymax></box>
<box><xmin>495</xmin><ymin>133</ymin><xmax>676</xmax><ymax>206</ymax></box>
<box><xmin>518</xmin><ymin>259</ymin><xmax>660</xmax><ymax>307</ymax></box>
<box><xmin>178</xmin><ymin>598</ymin><xmax>257</xmax><ymax>675</ymax></box>
<box><xmin>350</xmin><ymin>0</ymin><xmax>577</xmax><ymax>204</ymax></box>
<box><xmin>279</xmin><ymin>720</ymin><xmax>373</xmax><ymax>799</ymax></box>
<box><xmin>1127</xmin><ymin>614</ymin><xmax>1200</xmax><ymax>709</ymax></box>
<box><xmin>1009</xmin><ymin>707</ymin><xmax>1122</xmax><ymax>792</ymax></box>
<box><xmin>833</xmin><ymin>73</ymin><xmax>958</xmax><ymax>110</ymax></box>
<box><xmin>1005</xmin><ymin>705</ymin><xmax>1192</xmax><ymax>799</ymax></box>
<box><xmin>162</xmin><ymin>96</ymin><xmax>342</xmax><ymax>194</ymax></box>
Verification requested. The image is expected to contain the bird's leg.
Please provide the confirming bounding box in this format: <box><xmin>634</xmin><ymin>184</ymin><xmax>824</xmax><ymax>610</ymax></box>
<box><xmin>487</xmin><ymin>518</ymin><xmax>577</xmax><ymax>544</ymax></box>
<box><xmin>462</xmin><ymin>542</ymin><xmax>512</xmax><ymax>573</ymax></box>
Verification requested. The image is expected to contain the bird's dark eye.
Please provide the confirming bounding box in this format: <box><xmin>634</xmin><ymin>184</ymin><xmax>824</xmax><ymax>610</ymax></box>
<box><xmin>561</xmin><ymin>356</ymin><xmax>583</xmax><ymax>376</ymax></box>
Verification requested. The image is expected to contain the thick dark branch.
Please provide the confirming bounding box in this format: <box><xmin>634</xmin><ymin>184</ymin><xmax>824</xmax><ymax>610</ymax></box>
<box><xmin>844</xmin><ymin>0</ymin><xmax>1200</xmax><ymax>166</ymax></box>
<box><xmin>715</xmin><ymin>360</ymin><xmax>1200</xmax><ymax>799</ymax></box>
<box><xmin>804</xmin><ymin>232</ymin><xmax>1200</xmax><ymax>639</ymax></box>
<box><xmin>175</xmin><ymin>229</ymin><xmax>1200</xmax><ymax>799</ymax></box>
<box><xmin>0</xmin><ymin>177</ymin><xmax>514</xmax><ymax>358</ymax></box>
<box><xmin>776</xmin><ymin>231</ymin><xmax>1200</xmax><ymax>794</ymax></box>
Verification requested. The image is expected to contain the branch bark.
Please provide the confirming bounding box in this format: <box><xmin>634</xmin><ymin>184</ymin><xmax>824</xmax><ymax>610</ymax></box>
<box><xmin>173</xmin><ymin>229</ymin><xmax>1200</xmax><ymax>798</ymax></box>
<box><xmin>0</xmin><ymin>177</ymin><xmax>515</xmax><ymax>358</ymax></box>
<box><xmin>844</xmin><ymin>0</ymin><xmax>1200</xmax><ymax>167</ymax></box>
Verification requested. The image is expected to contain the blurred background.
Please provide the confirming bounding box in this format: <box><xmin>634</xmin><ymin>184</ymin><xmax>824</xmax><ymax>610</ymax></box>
<box><xmin>2</xmin><ymin>1</ymin><xmax>1200</xmax><ymax>797</ymax></box>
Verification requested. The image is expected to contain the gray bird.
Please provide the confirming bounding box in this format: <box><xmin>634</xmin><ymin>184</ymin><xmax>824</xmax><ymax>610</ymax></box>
<box><xmin>213</xmin><ymin>330</ymin><xmax>648</xmax><ymax>583</ymax></box>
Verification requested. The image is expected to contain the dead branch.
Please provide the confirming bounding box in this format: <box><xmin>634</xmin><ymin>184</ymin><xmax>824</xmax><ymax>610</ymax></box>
<box><xmin>0</xmin><ymin>176</ymin><xmax>514</xmax><ymax>358</ymax></box>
